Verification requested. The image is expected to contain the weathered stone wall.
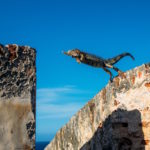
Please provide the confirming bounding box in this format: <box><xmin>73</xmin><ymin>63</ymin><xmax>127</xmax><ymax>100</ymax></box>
<box><xmin>45</xmin><ymin>63</ymin><xmax>150</xmax><ymax>150</ymax></box>
<box><xmin>0</xmin><ymin>44</ymin><xmax>36</xmax><ymax>150</ymax></box>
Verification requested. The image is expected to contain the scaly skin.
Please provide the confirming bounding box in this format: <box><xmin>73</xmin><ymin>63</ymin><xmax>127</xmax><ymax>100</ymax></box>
<box><xmin>63</xmin><ymin>49</ymin><xmax>134</xmax><ymax>82</ymax></box>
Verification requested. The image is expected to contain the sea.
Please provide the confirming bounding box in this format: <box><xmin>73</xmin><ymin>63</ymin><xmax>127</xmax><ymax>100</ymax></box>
<box><xmin>36</xmin><ymin>141</ymin><xmax>49</xmax><ymax>150</ymax></box>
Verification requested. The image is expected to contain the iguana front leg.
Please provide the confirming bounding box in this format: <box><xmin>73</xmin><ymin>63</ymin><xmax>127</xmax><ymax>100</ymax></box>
<box><xmin>80</xmin><ymin>53</ymin><xmax>85</xmax><ymax>61</ymax></box>
<box><xmin>76</xmin><ymin>53</ymin><xmax>85</xmax><ymax>64</ymax></box>
<box><xmin>76</xmin><ymin>58</ymin><xmax>81</xmax><ymax>63</ymax></box>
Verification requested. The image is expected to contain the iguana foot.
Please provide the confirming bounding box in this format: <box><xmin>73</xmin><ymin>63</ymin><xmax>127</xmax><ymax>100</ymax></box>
<box><xmin>109</xmin><ymin>77</ymin><xmax>113</xmax><ymax>83</ymax></box>
<box><xmin>118</xmin><ymin>71</ymin><xmax>126</xmax><ymax>78</ymax></box>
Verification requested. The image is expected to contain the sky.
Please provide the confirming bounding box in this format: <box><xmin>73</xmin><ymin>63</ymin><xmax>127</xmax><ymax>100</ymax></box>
<box><xmin>0</xmin><ymin>0</ymin><xmax>150</xmax><ymax>142</ymax></box>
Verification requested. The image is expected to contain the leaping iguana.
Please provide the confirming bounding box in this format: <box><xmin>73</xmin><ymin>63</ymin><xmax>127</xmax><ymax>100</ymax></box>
<box><xmin>63</xmin><ymin>49</ymin><xmax>134</xmax><ymax>82</ymax></box>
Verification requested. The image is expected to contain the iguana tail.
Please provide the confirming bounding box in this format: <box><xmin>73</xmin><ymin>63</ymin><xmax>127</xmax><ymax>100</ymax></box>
<box><xmin>106</xmin><ymin>52</ymin><xmax>135</xmax><ymax>65</ymax></box>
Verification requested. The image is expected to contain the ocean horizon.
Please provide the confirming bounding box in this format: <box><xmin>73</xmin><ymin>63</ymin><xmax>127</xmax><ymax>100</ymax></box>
<box><xmin>36</xmin><ymin>141</ymin><xmax>49</xmax><ymax>150</ymax></box>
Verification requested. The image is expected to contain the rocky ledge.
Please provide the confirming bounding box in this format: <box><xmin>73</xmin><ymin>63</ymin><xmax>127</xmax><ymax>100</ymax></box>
<box><xmin>0</xmin><ymin>44</ymin><xmax>36</xmax><ymax>150</ymax></box>
<box><xmin>45</xmin><ymin>63</ymin><xmax>150</xmax><ymax>150</ymax></box>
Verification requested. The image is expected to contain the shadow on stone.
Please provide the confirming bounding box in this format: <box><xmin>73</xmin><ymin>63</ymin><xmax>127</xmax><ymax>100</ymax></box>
<box><xmin>80</xmin><ymin>109</ymin><xmax>145</xmax><ymax>150</ymax></box>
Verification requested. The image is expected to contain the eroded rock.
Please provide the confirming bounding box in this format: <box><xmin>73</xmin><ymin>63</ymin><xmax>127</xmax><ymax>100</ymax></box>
<box><xmin>0</xmin><ymin>44</ymin><xmax>36</xmax><ymax>150</ymax></box>
<box><xmin>45</xmin><ymin>63</ymin><xmax>150</xmax><ymax>150</ymax></box>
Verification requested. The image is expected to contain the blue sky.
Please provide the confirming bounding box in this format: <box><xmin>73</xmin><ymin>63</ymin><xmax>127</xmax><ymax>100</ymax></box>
<box><xmin>0</xmin><ymin>0</ymin><xmax>150</xmax><ymax>142</ymax></box>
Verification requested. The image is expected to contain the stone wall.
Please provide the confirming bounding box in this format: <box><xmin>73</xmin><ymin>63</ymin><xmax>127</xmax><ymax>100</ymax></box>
<box><xmin>45</xmin><ymin>63</ymin><xmax>150</xmax><ymax>150</ymax></box>
<box><xmin>0</xmin><ymin>44</ymin><xmax>36</xmax><ymax>150</ymax></box>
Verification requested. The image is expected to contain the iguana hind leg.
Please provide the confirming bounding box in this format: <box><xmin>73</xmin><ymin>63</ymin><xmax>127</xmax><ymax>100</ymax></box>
<box><xmin>103</xmin><ymin>67</ymin><xmax>113</xmax><ymax>82</ymax></box>
<box><xmin>105</xmin><ymin>63</ymin><xmax>123</xmax><ymax>75</ymax></box>
<box><xmin>105</xmin><ymin>63</ymin><xmax>125</xmax><ymax>78</ymax></box>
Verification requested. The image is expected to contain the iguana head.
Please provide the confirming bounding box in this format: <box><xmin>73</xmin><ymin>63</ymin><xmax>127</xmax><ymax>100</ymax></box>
<box><xmin>63</xmin><ymin>49</ymin><xmax>81</xmax><ymax>58</ymax></box>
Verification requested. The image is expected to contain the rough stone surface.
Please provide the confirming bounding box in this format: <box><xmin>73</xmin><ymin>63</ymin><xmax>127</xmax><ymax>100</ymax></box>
<box><xmin>0</xmin><ymin>44</ymin><xmax>36</xmax><ymax>150</ymax></box>
<box><xmin>45</xmin><ymin>63</ymin><xmax>150</xmax><ymax>150</ymax></box>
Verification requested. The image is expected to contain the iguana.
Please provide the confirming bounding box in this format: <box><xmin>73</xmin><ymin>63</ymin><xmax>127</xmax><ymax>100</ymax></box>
<box><xmin>63</xmin><ymin>49</ymin><xmax>134</xmax><ymax>82</ymax></box>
